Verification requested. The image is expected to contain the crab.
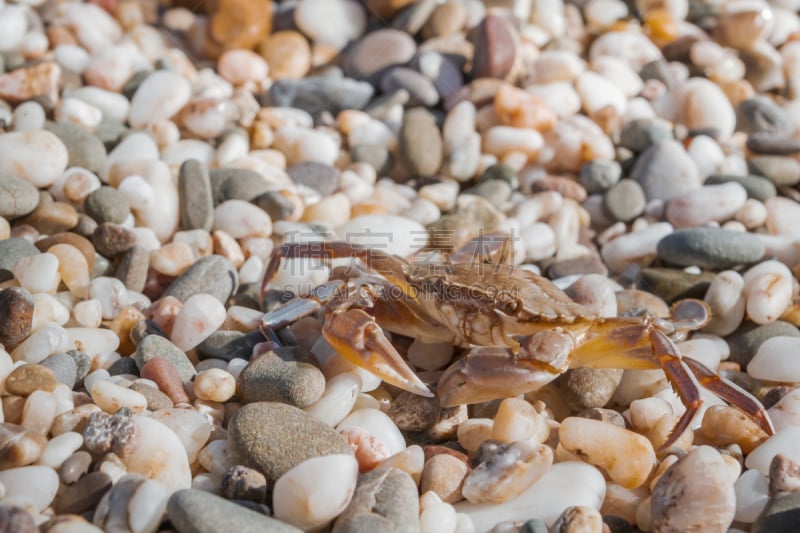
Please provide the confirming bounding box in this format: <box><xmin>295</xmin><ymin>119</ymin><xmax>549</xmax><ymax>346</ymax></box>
<box><xmin>258</xmin><ymin>236</ymin><xmax>775</xmax><ymax>451</ymax></box>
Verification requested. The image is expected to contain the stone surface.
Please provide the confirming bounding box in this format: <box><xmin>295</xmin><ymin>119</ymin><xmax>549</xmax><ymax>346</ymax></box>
<box><xmin>163</xmin><ymin>255</ymin><xmax>238</xmax><ymax>304</ymax></box>
<box><xmin>630</xmin><ymin>140</ymin><xmax>701</xmax><ymax>201</ymax></box>
<box><xmin>398</xmin><ymin>108</ymin><xmax>443</xmax><ymax>177</ymax></box>
<box><xmin>0</xmin><ymin>287</ymin><xmax>34</xmax><ymax>352</ymax></box>
<box><xmin>656</xmin><ymin>228</ymin><xmax>765</xmax><ymax>269</ymax></box>
<box><xmin>0</xmin><ymin>176</ymin><xmax>38</xmax><ymax>220</ymax></box>
<box><xmin>237</xmin><ymin>352</ymin><xmax>325</xmax><ymax>408</ymax></box>
<box><xmin>168</xmin><ymin>489</ymin><xmax>301</xmax><ymax>533</ymax></box>
<box><xmin>178</xmin><ymin>159</ymin><xmax>214</xmax><ymax>231</ymax></box>
<box><xmin>133</xmin><ymin>334</ymin><xmax>197</xmax><ymax>382</ymax></box>
<box><xmin>332</xmin><ymin>467</ymin><xmax>420</xmax><ymax>533</ymax></box>
<box><xmin>44</xmin><ymin>121</ymin><xmax>107</xmax><ymax>174</ymax></box>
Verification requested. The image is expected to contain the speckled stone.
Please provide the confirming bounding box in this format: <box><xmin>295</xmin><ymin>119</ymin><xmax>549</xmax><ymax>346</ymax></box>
<box><xmin>388</xmin><ymin>391</ymin><xmax>440</xmax><ymax>432</ymax></box>
<box><xmin>168</xmin><ymin>489</ymin><xmax>302</xmax><ymax>533</ymax></box>
<box><xmin>179</xmin><ymin>159</ymin><xmax>214</xmax><ymax>231</ymax></box>
<box><xmin>83</xmin><ymin>412</ymin><xmax>139</xmax><ymax>457</ymax></box>
<box><xmin>44</xmin><ymin>121</ymin><xmax>107</xmax><ymax>175</ymax></box>
<box><xmin>656</xmin><ymin>227</ymin><xmax>765</xmax><ymax>269</ymax></box>
<box><xmin>0</xmin><ymin>176</ymin><xmax>39</xmax><ymax>220</ymax></box>
<box><xmin>129</xmin><ymin>383</ymin><xmax>174</xmax><ymax>411</ymax></box>
<box><xmin>163</xmin><ymin>255</ymin><xmax>238</xmax><ymax>304</ymax></box>
<box><xmin>133</xmin><ymin>334</ymin><xmax>197</xmax><ymax>382</ymax></box>
<box><xmin>727</xmin><ymin>321</ymin><xmax>800</xmax><ymax>368</ymax></box>
<box><xmin>636</xmin><ymin>268</ymin><xmax>716</xmax><ymax>303</ymax></box>
<box><xmin>222</xmin><ymin>465</ymin><xmax>267</xmax><ymax>503</ymax></box>
<box><xmin>237</xmin><ymin>352</ymin><xmax>325</xmax><ymax>408</ymax></box>
<box><xmin>0</xmin><ymin>287</ymin><xmax>34</xmax><ymax>352</ymax></box>
<box><xmin>558</xmin><ymin>368</ymin><xmax>624</xmax><ymax>411</ymax></box>
<box><xmin>67</xmin><ymin>349</ymin><xmax>92</xmax><ymax>385</ymax></box>
<box><xmin>332</xmin><ymin>468</ymin><xmax>420</xmax><ymax>533</ymax></box>
<box><xmin>53</xmin><ymin>471</ymin><xmax>112</xmax><ymax>515</ymax></box>
<box><xmin>287</xmin><ymin>161</ymin><xmax>341</xmax><ymax>196</ymax></box>
<box><xmin>227</xmin><ymin>402</ymin><xmax>353</xmax><ymax>482</ymax></box>
<box><xmin>84</xmin><ymin>186</ymin><xmax>131</xmax><ymax>225</ymax></box>
<box><xmin>40</xmin><ymin>352</ymin><xmax>78</xmax><ymax>389</ymax></box>
<box><xmin>398</xmin><ymin>108</ymin><xmax>443</xmax><ymax>177</ymax></box>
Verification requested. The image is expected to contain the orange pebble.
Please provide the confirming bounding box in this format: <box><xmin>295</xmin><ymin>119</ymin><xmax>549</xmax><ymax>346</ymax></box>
<box><xmin>141</xmin><ymin>356</ymin><xmax>190</xmax><ymax>405</ymax></box>
<box><xmin>494</xmin><ymin>84</ymin><xmax>557</xmax><ymax>131</ymax></box>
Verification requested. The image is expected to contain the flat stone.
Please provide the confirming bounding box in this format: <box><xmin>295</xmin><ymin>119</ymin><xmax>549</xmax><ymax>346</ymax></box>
<box><xmin>332</xmin><ymin>468</ymin><xmax>420</xmax><ymax>533</ymax></box>
<box><xmin>630</xmin><ymin>140</ymin><xmax>701</xmax><ymax>202</ymax></box>
<box><xmin>52</xmin><ymin>471</ymin><xmax>111</xmax><ymax>515</ymax></box>
<box><xmin>470</xmin><ymin>14</ymin><xmax>517</xmax><ymax>79</ymax></box>
<box><xmin>265</xmin><ymin>77</ymin><xmax>374</xmax><ymax>116</ymax></box>
<box><xmin>210</xmin><ymin>167</ymin><xmax>271</xmax><ymax>205</ymax></box>
<box><xmin>44</xmin><ymin>121</ymin><xmax>107</xmax><ymax>175</ymax></box>
<box><xmin>705</xmin><ymin>174</ymin><xmax>777</xmax><ymax>201</ymax></box>
<box><xmin>228</xmin><ymin>402</ymin><xmax>353</xmax><ymax>482</ymax></box>
<box><xmin>163</xmin><ymin>255</ymin><xmax>238</xmax><ymax>304</ymax></box>
<box><xmin>0</xmin><ymin>287</ymin><xmax>33</xmax><ymax>352</ymax></box>
<box><xmin>286</xmin><ymin>161</ymin><xmax>341</xmax><ymax>196</ymax></box>
<box><xmin>748</xmin><ymin>156</ymin><xmax>800</xmax><ymax>187</ymax></box>
<box><xmin>40</xmin><ymin>352</ymin><xmax>78</xmax><ymax>389</ymax></box>
<box><xmin>0</xmin><ymin>238</ymin><xmax>39</xmax><ymax>281</ymax></box>
<box><xmin>656</xmin><ymin>227</ymin><xmax>765</xmax><ymax>269</ymax></box>
<box><xmin>167</xmin><ymin>489</ymin><xmax>302</xmax><ymax>533</ymax></box>
<box><xmin>747</xmin><ymin>133</ymin><xmax>800</xmax><ymax>155</ymax></box>
<box><xmin>603</xmin><ymin>179</ymin><xmax>646</xmax><ymax>222</ymax></box>
<box><xmin>133</xmin><ymin>334</ymin><xmax>197</xmax><ymax>382</ymax></box>
<box><xmin>179</xmin><ymin>159</ymin><xmax>214</xmax><ymax>231</ymax></box>
<box><xmin>0</xmin><ymin>176</ymin><xmax>38</xmax><ymax>219</ymax></box>
<box><xmin>84</xmin><ymin>186</ymin><xmax>130</xmax><ymax>225</ymax></box>
<box><xmin>398</xmin><ymin>108</ymin><xmax>443</xmax><ymax>177</ymax></box>
<box><xmin>727</xmin><ymin>321</ymin><xmax>800</xmax><ymax>368</ymax></box>
<box><xmin>237</xmin><ymin>352</ymin><xmax>325</xmax><ymax>408</ymax></box>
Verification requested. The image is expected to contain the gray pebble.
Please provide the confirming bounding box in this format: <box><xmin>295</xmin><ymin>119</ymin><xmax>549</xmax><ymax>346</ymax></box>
<box><xmin>727</xmin><ymin>321</ymin><xmax>800</xmax><ymax>368</ymax></box>
<box><xmin>332</xmin><ymin>468</ymin><xmax>420</xmax><ymax>533</ymax></box>
<box><xmin>83</xmin><ymin>411</ymin><xmax>139</xmax><ymax>457</ymax></box>
<box><xmin>237</xmin><ymin>352</ymin><xmax>325</xmax><ymax>408</ymax></box>
<box><xmin>168</xmin><ymin>489</ymin><xmax>302</xmax><ymax>533</ymax></box>
<box><xmin>227</xmin><ymin>402</ymin><xmax>353</xmax><ymax>482</ymax></box>
<box><xmin>635</xmin><ymin>268</ymin><xmax>716</xmax><ymax>303</ymax></box>
<box><xmin>114</xmin><ymin>244</ymin><xmax>149</xmax><ymax>293</ymax></box>
<box><xmin>265</xmin><ymin>77</ymin><xmax>374</xmax><ymax>116</ymax></box>
<box><xmin>478</xmin><ymin>164</ymin><xmax>519</xmax><ymax>190</ymax></box>
<box><xmin>92</xmin><ymin>222</ymin><xmax>136</xmax><ymax>258</ymax></box>
<box><xmin>73</xmin><ymin>213</ymin><xmax>98</xmax><ymax>239</ymax></box>
<box><xmin>603</xmin><ymin>179</ymin><xmax>646</xmax><ymax>222</ymax></box>
<box><xmin>179</xmin><ymin>159</ymin><xmax>214</xmax><ymax>231</ymax></box>
<box><xmin>0</xmin><ymin>237</ymin><xmax>39</xmax><ymax>281</ymax></box>
<box><xmin>197</xmin><ymin>330</ymin><xmax>264</xmax><ymax>362</ymax></box>
<box><xmin>619</xmin><ymin>117</ymin><xmax>674</xmax><ymax>153</ymax></box>
<box><xmin>656</xmin><ymin>227</ymin><xmax>765</xmax><ymax>269</ymax></box>
<box><xmin>133</xmin><ymin>334</ymin><xmax>197</xmax><ymax>381</ymax></box>
<box><xmin>414</xmin><ymin>51</ymin><xmax>463</xmax><ymax>102</ymax></box>
<box><xmin>350</xmin><ymin>144</ymin><xmax>392</xmax><ymax>174</ymax></box>
<box><xmin>53</xmin><ymin>471</ymin><xmax>112</xmax><ymax>515</ymax></box>
<box><xmin>748</xmin><ymin>155</ymin><xmax>800</xmax><ymax>187</ymax></box>
<box><xmin>391</xmin><ymin>0</ymin><xmax>438</xmax><ymax>34</ymax></box>
<box><xmin>44</xmin><ymin>121</ymin><xmax>107</xmax><ymax>174</ymax></box>
<box><xmin>752</xmin><ymin>492</ymin><xmax>800</xmax><ymax>533</ymax></box>
<box><xmin>252</xmin><ymin>191</ymin><xmax>300</xmax><ymax>222</ymax></box>
<box><xmin>747</xmin><ymin>132</ymin><xmax>800</xmax><ymax>155</ymax></box>
<box><xmin>579</xmin><ymin>160</ymin><xmax>622</xmax><ymax>193</ymax></box>
<box><xmin>163</xmin><ymin>255</ymin><xmax>238</xmax><ymax>304</ymax></box>
<box><xmin>66</xmin><ymin>349</ymin><xmax>91</xmax><ymax>385</ymax></box>
<box><xmin>520</xmin><ymin>518</ymin><xmax>549</xmax><ymax>533</ymax></box>
<box><xmin>59</xmin><ymin>450</ymin><xmax>92</xmax><ymax>485</ymax></box>
<box><xmin>222</xmin><ymin>465</ymin><xmax>268</xmax><ymax>503</ymax></box>
<box><xmin>345</xmin><ymin>29</ymin><xmax>417</xmax><ymax>80</ymax></box>
<box><xmin>108</xmin><ymin>356</ymin><xmax>139</xmax><ymax>377</ymax></box>
<box><xmin>0</xmin><ymin>287</ymin><xmax>33</xmax><ymax>353</ymax></box>
<box><xmin>380</xmin><ymin>67</ymin><xmax>439</xmax><ymax>107</ymax></box>
<box><xmin>210</xmin><ymin>167</ymin><xmax>272</xmax><ymax>205</ymax></box>
<box><xmin>0</xmin><ymin>176</ymin><xmax>39</xmax><ymax>219</ymax></box>
<box><xmin>0</xmin><ymin>505</ymin><xmax>37</xmax><ymax>533</ymax></box>
<box><xmin>286</xmin><ymin>161</ymin><xmax>341</xmax><ymax>196</ymax></box>
<box><xmin>40</xmin><ymin>352</ymin><xmax>78</xmax><ymax>389</ymax></box>
<box><xmin>398</xmin><ymin>108</ymin><xmax>443</xmax><ymax>177</ymax></box>
<box><xmin>95</xmin><ymin>119</ymin><xmax>128</xmax><ymax>150</ymax></box>
<box><xmin>736</xmin><ymin>96</ymin><xmax>795</xmax><ymax>136</ymax></box>
<box><xmin>84</xmin><ymin>186</ymin><xmax>130</xmax><ymax>225</ymax></box>
<box><xmin>630</xmin><ymin>140</ymin><xmax>701</xmax><ymax>201</ymax></box>
<box><xmin>705</xmin><ymin>174</ymin><xmax>777</xmax><ymax>201</ymax></box>
<box><xmin>463</xmin><ymin>179</ymin><xmax>512</xmax><ymax>208</ymax></box>
<box><xmin>558</xmin><ymin>368</ymin><xmax>623</xmax><ymax>411</ymax></box>
<box><xmin>129</xmin><ymin>382</ymin><xmax>173</xmax><ymax>411</ymax></box>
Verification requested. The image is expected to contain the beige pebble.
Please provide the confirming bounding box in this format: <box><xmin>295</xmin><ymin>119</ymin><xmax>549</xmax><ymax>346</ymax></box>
<box><xmin>492</xmin><ymin>398</ymin><xmax>549</xmax><ymax>444</ymax></box>
<box><xmin>193</xmin><ymin>368</ymin><xmax>236</xmax><ymax>403</ymax></box>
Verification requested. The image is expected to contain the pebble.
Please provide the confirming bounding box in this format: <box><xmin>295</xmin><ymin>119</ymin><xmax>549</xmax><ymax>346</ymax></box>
<box><xmin>747</xmin><ymin>336</ymin><xmax>800</xmax><ymax>382</ymax></box>
<box><xmin>287</xmin><ymin>161</ymin><xmax>341</xmax><ymax>196</ymax></box>
<box><xmin>237</xmin><ymin>351</ymin><xmax>325</xmax><ymax>408</ymax></box>
<box><xmin>332</xmin><ymin>467</ymin><xmax>420</xmax><ymax>533</ymax></box>
<box><xmin>228</xmin><ymin>402</ymin><xmax>353</xmax><ymax>482</ymax></box>
<box><xmin>0</xmin><ymin>176</ymin><xmax>39</xmax><ymax>220</ymax></box>
<box><xmin>178</xmin><ymin>159</ymin><xmax>214</xmax><ymax>232</ymax></box>
<box><xmin>666</xmin><ymin>183</ymin><xmax>748</xmax><ymax>229</ymax></box>
<box><xmin>559</xmin><ymin>368</ymin><xmax>624</xmax><ymax>411</ymax></box>
<box><xmin>579</xmin><ymin>160</ymin><xmax>621</xmax><ymax>193</ymax></box>
<box><xmin>630</xmin><ymin>140</ymin><xmax>701</xmax><ymax>201</ymax></box>
<box><xmin>736</xmin><ymin>96</ymin><xmax>795</xmax><ymax>135</ymax></box>
<box><xmin>705</xmin><ymin>174</ymin><xmax>776</xmax><ymax>202</ymax></box>
<box><xmin>656</xmin><ymin>227</ymin><xmax>766</xmax><ymax>269</ymax></box>
<box><xmin>420</xmin><ymin>453</ymin><xmax>469</xmax><ymax>504</ymax></box>
<box><xmin>92</xmin><ymin>474</ymin><xmax>169</xmax><ymax>533</ymax></box>
<box><xmin>346</xmin><ymin>29</ymin><xmax>416</xmax><ymax>79</ymax></box>
<box><xmin>267</xmin><ymin>77</ymin><xmax>375</xmax><ymax>116</ymax></box>
<box><xmin>0</xmin><ymin>130</ymin><xmax>68</xmax><ymax>189</ymax></box>
<box><xmin>168</xmin><ymin>489</ymin><xmax>302</xmax><ymax>533</ymax></box>
<box><xmin>748</xmin><ymin>156</ymin><xmax>800</xmax><ymax>187</ymax></box>
<box><xmin>53</xmin><ymin>471</ymin><xmax>112</xmax><ymax>515</ymax></box>
<box><xmin>0</xmin><ymin>465</ymin><xmax>59</xmax><ymax>511</ymax></box>
<box><xmin>163</xmin><ymin>255</ymin><xmax>238</xmax><ymax>304</ymax></box>
<box><xmin>751</xmin><ymin>492</ymin><xmax>800</xmax><ymax>533</ymax></box>
<box><xmin>92</xmin><ymin>222</ymin><xmax>136</xmax><ymax>258</ymax></box>
<box><xmin>651</xmin><ymin>446</ymin><xmax>736</xmax><ymax>533</ymax></box>
<box><xmin>133</xmin><ymin>334</ymin><xmax>197</xmax><ymax>382</ymax></box>
<box><xmin>259</xmin><ymin>31</ymin><xmax>311</xmax><ymax>80</ymax></box>
<box><xmin>619</xmin><ymin>118</ymin><xmax>674</xmax><ymax>153</ymax></box>
<box><xmin>60</xmin><ymin>450</ymin><xmax>92</xmax><ymax>484</ymax></box>
<box><xmin>83</xmin><ymin>411</ymin><xmax>140</xmax><ymax>457</ymax></box>
<box><xmin>0</xmin><ymin>423</ymin><xmax>46</xmax><ymax>469</ymax></box>
<box><xmin>5</xmin><ymin>364</ymin><xmax>57</xmax><ymax>396</ymax></box>
<box><xmin>727</xmin><ymin>321</ymin><xmax>800</xmax><ymax>369</ymax></box>
<box><xmin>603</xmin><ymin>180</ymin><xmax>646</xmax><ymax>223</ymax></box>
<box><xmin>44</xmin><ymin>121</ymin><xmax>107</xmax><ymax>175</ymax></box>
<box><xmin>0</xmin><ymin>287</ymin><xmax>34</xmax><ymax>352</ymax></box>
<box><xmin>399</xmin><ymin>108</ymin><xmax>443</xmax><ymax>177</ymax></box>
<box><xmin>338</xmin><ymin>408</ymin><xmax>407</xmax><ymax>456</ymax></box>
<box><xmin>129</xmin><ymin>70</ymin><xmax>191</xmax><ymax>129</ymax></box>
<box><xmin>170</xmin><ymin>294</ymin><xmax>227</xmax><ymax>351</ymax></box>
<box><xmin>84</xmin><ymin>186</ymin><xmax>131</xmax><ymax>225</ymax></box>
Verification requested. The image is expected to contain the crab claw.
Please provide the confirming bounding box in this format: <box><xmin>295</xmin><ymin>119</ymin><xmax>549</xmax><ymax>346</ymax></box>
<box><xmin>438</xmin><ymin>331</ymin><xmax>573</xmax><ymax>407</ymax></box>
<box><xmin>323</xmin><ymin>308</ymin><xmax>434</xmax><ymax>398</ymax></box>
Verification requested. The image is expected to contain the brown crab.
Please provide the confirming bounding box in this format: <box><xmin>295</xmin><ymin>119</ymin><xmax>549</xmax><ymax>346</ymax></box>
<box><xmin>259</xmin><ymin>236</ymin><xmax>774</xmax><ymax>450</ymax></box>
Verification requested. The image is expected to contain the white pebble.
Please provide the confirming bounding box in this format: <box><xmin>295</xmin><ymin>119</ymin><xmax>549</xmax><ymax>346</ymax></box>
<box><xmin>197</xmin><ymin>439</ymin><xmax>234</xmax><ymax>476</ymax></box>
<box><xmin>745</xmin><ymin>426</ymin><xmax>800</xmax><ymax>474</ymax></box>
<box><xmin>170</xmin><ymin>294</ymin><xmax>227</xmax><ymax>351</ymax></box>
<box><xmin>68</xmin><ymin>86</ymin><xmax>130</xmax><ymax>123</ymax></box>
<box><xmin>747</xmin><ymin>336</ymin><xmax>800</xmax><ymax>382</ymax></box>
<box><xmin>0</xmin><ymin>465</ymin><xmax>59</xmax><ymax>511</ymax></box>
<box><xmin>305</xmin><ymin>371</ymin><xmax>362</xmax><ymax>426</ymax></box>
<box><xmin>91</xmin><ymin>380</ymin><xmax>147</xmax><ymax>414</ymax></box>
<box><xmin>294</xmin><ymin>0</ymin><xmax>366</xmax><ymax>48</ymax></box>
<box><xmin>666</xmin><ymin>183</ymin><xmax>747</xmax><ymax>228</ymax></box>
<box><xmin>703</xmin><ymin>270</ymin><xmax>746</xmax><ymax>336</ymax></box>
<box><xmin>337</xmin><ymin>408</ymin><xmax>406</xmax><ymax>455</ymax></box>
<box><xmin>31</xmin><ymin>294</ymin><xmax>70</xmax><ymax>331</ymax></box>
<box><xmin>0</xmin><ymin>130</ymin><xmax>68</xmax><ymax>188</ymax></box>
<box><xmin>122</xmin><ymin>415</ymin><xmax>192</xmax><ymax>494</ymax></box>
<box><xmin>11</xmin><ymin>322</ymin><xmax>70</xmax><ymax>364</ymax></box>
<box><xmin>89</xmin><ymin>277</ymin><xmax>128</xmax><ymax>320</ymax></box>
<box><xmin>734</xmin><ymin>469</ymin><xmax>769</xmax><ymax>523</ymax></box>
<box><xmin>56</xmin><ymin>97</ymin><xmax>103</xmax><ymax>129</ymax></box>
<box><xmin>273</xmin><ymin>454</ymin><xmax>359</xmax><ymax>530</ymax></box>
<box><xmin>13</xmin><ymin>101</ymin><xmax>46</xmax><ymax>132</ymax></box>
<box><xmin>213</xmin><ymin>200</ymin><xmax>272</xmax><ymax>239</ymax></box>
<box><xmin>73</xmin><ymin>299</ymin><xmax>104</xmax><ymax>328</ymax></box>
<box><xmin>129</xmin><ymin>70</ymin><xmax>192</xmax><ymax>129</ymax></box>
<box><xmin>21</xmin><ymin>390</ymin><xmax>57</xmax><ymax>434</ymax></box>
<box><xmin>66</xmin><ymin>327</ymin><xmax>120</xmax><ymax>360</ymax></box>
<box><xmin>193</xmin><ymin>368</ymin><xmax>236</xmax><ymax>403</ymax></box>
<box><xmin>766</xmin><ymin>196</ymin><xmax>800</xmax><ymax>235</ymax></box>
<box><xmin>150</xmin><ymin>408</ymin><xmax>212</xmax><ymax>464</ymax></box>
<box><xmin>483</xmin><ymin>126</ymin><xmax>544</xmax><ymax>158</ymax></box>
<box><xmin>13</xmin><ymin>253</ymin><xmax>61</xmax><ymax>295</ymax></box>
<box><xmin>601</xmin><ymin>222</ymin><xmax>673</xmax><ymax>273</ymax></box>
<box><xmin>217</xmin><ymin>49</ymin><xmax>269</xmax><ymax>85</ymax></box>
<box><xmin>36</xmin><ymin>432</ymin><xmax>83</xmax><ymax>469</ymax></box>
<box><xmin>743</xmin><ymin>260</ymin><xmax>793</xmax><ymax>325</ymax></box>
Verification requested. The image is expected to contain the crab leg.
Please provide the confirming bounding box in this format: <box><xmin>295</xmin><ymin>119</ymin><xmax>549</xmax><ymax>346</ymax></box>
<box><xmin>682</xmin><ymin>357</ymin><xmax>775</xmax><ymax>436</ymax></box>
<box><xmin>323</xmin><ymin>308</ymin><xmax>434</xmax><ymax>397</ymax></box>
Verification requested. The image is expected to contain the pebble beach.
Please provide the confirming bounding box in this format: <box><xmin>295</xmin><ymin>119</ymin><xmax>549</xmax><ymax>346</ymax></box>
<box><xmin>3</xmin><ymin>0</ymin><xmax>800</xmax><ymax>531</ymax></box>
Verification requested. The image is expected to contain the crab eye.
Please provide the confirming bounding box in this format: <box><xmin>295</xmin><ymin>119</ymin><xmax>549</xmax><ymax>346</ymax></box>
<box><xmin>501</xmin><ymin>298</ymin><xmax>520</xmax><ymax>315</ymax></box>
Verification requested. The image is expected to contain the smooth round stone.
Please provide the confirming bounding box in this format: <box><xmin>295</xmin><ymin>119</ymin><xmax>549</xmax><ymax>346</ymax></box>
<box><xmin>381</xmin><ymin>67</ymin><xmax>439</xmax><ymax>107</ymax></box>
<box><xmin>267</xmin><ymin>77</ymin><xmax>374</xmax><ymax>116</ymax></box>
<box><xmin>44</xmin><ymin>121</ymin><xmax>107</xmax><ymax>175</ymax></box>
<box><xmin>237</xmin><ymin>351</ymin><xmax>325</xmax><ymax>408</ymax></box>
<box><xmin>164</xmin><ymin>255</ymin><xmax>238</xmax><ymax>304</ymax></box>
<box><xmin>217</xmin><ymin>49</ymin><xmax>269</xmax><ymax>85</ymax></box>
<box><xmin>170</xmin><ymin>294</ymin><xmax>226</xmax><ymax>352</ymax></box>
<box><xmin>130</xmin><ymin>383</ymin><xmax>173</xmax><ymax>411</ymax></box>
<box><xmin>679</xmin><ymin>77</ymin><xmax>737</xmax><ymax>138</ymax></box>
<box><xmin>118</xmin><ymin>416</ymin><xmax>191</xmax><ymax>494</ymax></box>
<box><xmin>336</xmin><ymin>215</ymin><xmax>426</xmax><ymax>257</ymax></box>
<box><xmin>84</xmin><ymin>186</ymin><xmax>130</xmax><ymax>225</ymax></box>
<box><xmin>332</xmin><ymin>467</ymin><xmax>419</xmax><ymax>532</ymax></box>
<box><xmin>0</xmin><ymin>465</ymin><xmax>59</xmax><ymax>511</ymax></box>
<box><xmin>133</xmin><ymin>334</ymin><xmax>197</xmax><ymax>382</ymax></box>
<box><xmin>53</xmin><ymin>471</ymin><xmax>111</xmax><ymax>515</ymax></box>
<box><xmin>346</xmin><ymin>29</ymin><xmax>416</xmax><ymax>79</ymax></box>
<box><xmin>5</xmin><ymin>364</ymin><xmax>57</xmax><ymax>396</ymax></box>
<box><xmin>747</xmin><ymin>336</ymin><xmax>800</xmax><ymax>382</ymax></box>
<box><xmin>398</xmin><ymin>108</ymin><xmax>443</xmax><ymax>177</ymax></box>
<box><xmin>274</xmin><ymin>454</ymin><xmax>359</xmax><ymax>530</ymax></box>
<box><xmin>168</xmin><ymin>489</ymin><xmax>302</xmax><ymax>533</ymax></box>
<box><xmin>727</xmin><ymin>321</ymin><xmax>800</xmax><ymax>368</ymax></box>
<box><xmin>0</xmin><ymin>238</ymin><xmax>39</xmax><ymax>280</ymax></box>
<box><xmin>656</xmin><ymin>227</ymin><xmax>765</xmax><ymax>269</ymax></box>
<box><xmin>287</xmin><ymin>161</ymin><xmax>341</xmax><ymax>196</ymax></box>
<box><xmin>736</xmin><ymin>96</ymin><xmax>795</xmax><ymax>136</ymax></box>
<box><xmin>603</xmin><ymin>180</ymin><xmax>646</xmax><ymax>222</ymax></box>
<box><xmin>749</xmin><ymin>156</ymin><xmax>800</xmax><ymax>187</ymax></box>
<box><xmin>150</xmin><ymin>408</ymin><xmax>211</xmax><ymax>464</ymax></box>
<box><xmin>579</xmin><ymin>160</ymin><xmax>621</xmax><ymax>193</ymax></box>
<box><xmin>91</xmin><ymin>222</ymin><xmax>136</xmax><ymax>258</ymax></box>
<box><xmin>666</xmin><ymin>182</ymin><xmax>748</xmax><ymax>228</ymax></box>
<box><xmin>209</xmin><ymin>168</ymin><xmax>272</xmax><ymax>205</ymax></box>
<box><xmin>129</xmin><ymin>70</ymin><xmax>191</xmax><ymax>129</ymax></box>
<box><xmin>178</xmin><ymin>159</ymin><xmax>214</xmax><ymax>232</ymax></box>
<box><xmin>630</xmin><ymin>140</ymin><xmax>701</xmax><ymax>202</ymax></box>
<box><xmin>90</xmin><ymin>379</ymin><xmax>147</xmax><ymax>414</ymax></box>
<box><xmin>0</xmin><ymin>176</ymin><xmax>38</xmax><ymax>220</ymax></box>
<box><xmin>705</xmin><ymin>174</ymin><xmax>776</xmax><ymax>202</ymax></box>
<box><xmin>0</xmin><ymin>130</ymin><xmax>68</xmax><ymax>188</ymax></box>
<box><xmin>228</xmin><ymin>402</ymin><xmax>353</xmax><ymax>482</ymax></box>
<box><xmin>619</xmin><ymin>118</ymin><xmax>673</xmax><ymax>153</ymax></box>
<box><xmin>259</xmin><ymin>31</ymin><xmax>311</xmax><ymax>80</ymax></box>
<box><xmin>0</xmin><ymin>287</ymin><xmax>34</xmax><ymax>352</ymax></box>
<box><xmin>294</xmin><ymin>0</ymin><xmax>365</xmax><ymax>47</ymax></box>
<box><xmin>652</xmin><ymin>446</ymin><xmax>736</xmax><ymax>532</ymax></box>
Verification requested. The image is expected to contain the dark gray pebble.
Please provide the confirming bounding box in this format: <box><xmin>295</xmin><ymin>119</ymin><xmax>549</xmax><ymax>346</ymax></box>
<box><xmin>210</xmin><ymin>167</ymin><xmax>272</xmax><ymax>205</ymax></box>
<box><xmin>752</xmin><ymin>492</ymin><xmax>800</xmax><ymax>533</ymax></box>
<box><xmin>656</xmin><ymin>227</ymin><xmax>765</xmax><ymax>269</ymax></box>
<box><xmin>108</xmin><ymin>356</ymin><xmax>140</xmax><ymax>377</ymax></box>
<box><xmin>179</xmin><ymin>159</ymin><xmax>214</xmax><ymax>231</ymax></box>
<box><xmin>380</xmin><ymin>67</ymin><xmax>439</xmax><ymax>107</ymax></box>
<box><xmin>746</xmin><ymin>132</ymin><xmax>800</xmax><ymax>155</ymax></box>
<box><xmin>252</xmin><ymin>191</ymin><xmax>300</xmax><ymax>222</ymax></box>
<box><xmin>619</xmin><ymin>117</ymin><xmax>674</xmax><ymax>153</ymax></box>
<box><xmin>84</xmin><ymin>186</ymin><xmax>130</xmax><ymax>225</ymax></box>
<box><xmin>40</xmin><ymin>352</ymin><xmax>78</xmax><ymax>389</ymax></box>
<box><xmin>129</xmin><ymin>382</ymin><xmax>173</xmax><ymax>411</ymax></box>
<box><xmin>736</xmin><ymin>96</ymin><xmax>796</xmax><ymax>136</ymax></box>
<box><xmin>114</xmin><ymin>244</ymin><xmax>149</xmax><ymax>293</ymax></box>
<box><xmin>197</xmin><ymin>330</ymin><xmax>264</xmax><ymax>361</ymax></box>
<box><xmin>53</xmin><ymin>471</ymin><xmax>112</xmax><ymax>515</ymax></box>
